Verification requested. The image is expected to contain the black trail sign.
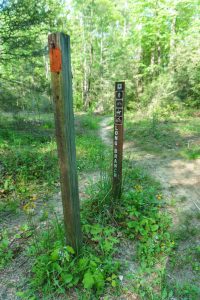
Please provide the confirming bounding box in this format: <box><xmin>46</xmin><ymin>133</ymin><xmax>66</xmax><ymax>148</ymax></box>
<box><xmin>112</xmin><ymin>82</ymin><xmax>125</xmax><ymax>199</ymax></box>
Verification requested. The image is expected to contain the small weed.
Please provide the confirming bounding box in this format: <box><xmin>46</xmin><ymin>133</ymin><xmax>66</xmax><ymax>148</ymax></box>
<box><xmin>181</xmin><ymin>146</ymin><xmax>200</xmax><ymax>160</ymax></box>
<box><xmin>165</xmin><ymin>282</ymin><xmax>200</xmax><ymax>300</ymax></box>
<box><xmin>0</xmin><ymin>230</ymin><xmax>13</xmax><ymax>269</ymax></box>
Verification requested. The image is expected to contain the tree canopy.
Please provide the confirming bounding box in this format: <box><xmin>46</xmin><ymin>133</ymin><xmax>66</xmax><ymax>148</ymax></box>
<box><xmin>0</xmin><ymin>0</ymin><xmax>200</xmax><ymax>113</ymax></box>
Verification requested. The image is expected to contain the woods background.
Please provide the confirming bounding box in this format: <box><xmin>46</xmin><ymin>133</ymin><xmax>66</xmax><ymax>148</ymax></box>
<box><xmin>1</xmin><ymin>0</ymin><xmax>200</xmax><ymax>115</ymax></box>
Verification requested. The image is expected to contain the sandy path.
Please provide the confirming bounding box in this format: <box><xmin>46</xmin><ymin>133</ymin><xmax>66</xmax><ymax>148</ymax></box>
<box><xmin>99</xmin><ymin>117</ymin><xmax>200</xmax><ymax>218</ymax></box>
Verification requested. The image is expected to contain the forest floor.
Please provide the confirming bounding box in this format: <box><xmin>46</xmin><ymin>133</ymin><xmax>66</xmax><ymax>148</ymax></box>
<box><xmin>0</xmin><ymin>113</ymin><xmax>103</xmax><ymax>300</ymax></box>
<box><xmin>100</xmin><ymin>115</ymin><xmax>200</xmax><ymax>216</ymax></box>
<box><xmin>0</xmin><ymin>112</ymin><xmax>200</xmax><ymax>299</ymax></box>
<box><xmin>100</xmin><ymin>115</ymin><xmax>200</xmax><ymax>299</ymax></box>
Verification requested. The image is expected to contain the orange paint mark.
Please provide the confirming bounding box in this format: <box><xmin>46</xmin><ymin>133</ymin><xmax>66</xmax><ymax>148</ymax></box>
<box><xmin>50</xmin><ymin>47</ymin><xmax>62</xmax><ymax>73</ymax></box>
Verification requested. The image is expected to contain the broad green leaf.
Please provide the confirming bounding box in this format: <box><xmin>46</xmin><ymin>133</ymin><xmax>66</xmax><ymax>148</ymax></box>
<box><xmin>93</xmin><ymin>272</ymin><xmax>104</xmax><ymax>289</ymax></box>
<box><xmin>66</xmin><ymin>246</ymin><xmax>75</xmax><ymax>254</ymax></box>
<box><xmin>83</xmin><ymin>272</ymin><xmax>94</xmax><ymax>289</ymax></box>
<box><xmin>50</xmin><ymin>248</ymin><xmax>60</xmax><ymax>261</ymax></box>
<box><xmin>151</xmin><ymin>225</ymin><xmax>159</xmax><ymax>232</ymax></box>
<box><xmin>61</xmin><ymin>273</ymin><xmax>73</xmax><ymax>284</ymax></box>
<box><xmin>111</xmin><ymin>280</ymin><xmax>117</xmax><ymax>287</ymax></box>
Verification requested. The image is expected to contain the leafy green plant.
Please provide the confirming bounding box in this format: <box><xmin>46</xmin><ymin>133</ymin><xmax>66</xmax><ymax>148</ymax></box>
<box><xmin>0</xmin><ymin>231</ymin><xmax>13</xmax><ymax>269</ymax></box>
<box><xmin>117</xmin><ymin>184</ymin><xmax>173</xmax><ymax>266</ymax></box>
<box><xmin>24</xmin><ymin>219</ymin><xmax>120</xmax><ymax>298</ymax></box>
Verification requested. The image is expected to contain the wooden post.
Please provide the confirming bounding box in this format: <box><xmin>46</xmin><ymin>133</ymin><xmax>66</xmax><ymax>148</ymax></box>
<box><xmin>48</xmin><ymin>32</ymin><xmax>82</xmax><ymax>253</ymax></box>
<box><xmin>112</xmin><ymin>82</ymin><xmax>125</xmax><ymax>199</ymax></box>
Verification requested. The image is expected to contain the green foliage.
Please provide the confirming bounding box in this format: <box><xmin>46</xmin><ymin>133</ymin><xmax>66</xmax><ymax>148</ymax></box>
<box><xmin>125</xmin><ymin>112</ymin><xmax>200</xmax><ymax>158</ymax></box>
<box><xmin>0</xmin><ymin>115</ymin><xmax>57</xmax><ymax>212</ymax></box>
<box><xmin>1</xmin><ymin>0</ymin><xmax>200</xmax><ymax>112</ymax></box>
<box><xmin>83</xmin><ymin>165</ymin><xmax>173</xmax><ymax>269</ymax></box>
<box><xmin>76</xmin><ymin>135</ymin><xmax>108</xmax><ymax>172</ymax></box>
<box><xmin>0</xmin><ymin>0</ymin><xmax>66</xmax><ymax>114</ymax></box>
<box><xmin>181</xmin><ymin>146</ymin><xmax>200</xmax><ymax>160</ymax></box>
<box><xmin>0</xmin><ymin>231</ymin><xmax>13</xmax><ymax>269</ymax></box>
<box><xmin>24</xmin><ymin>219</ymin><xmax>120</xmax><ymax>298</ymax></box>
<box><xmin>0</xmin><ymin>113</ymin><xmax>107</xmax><ymax>214</ymax></box>
<box><xmin>14</xmin><ymin>163</ymin><xmax>173</xmax><ymax>298</ymax></box>
<box><xmin>119</xmin><ymin>168</ymin><xmax>173</xmax><ymax>267</ymax></box>
<box><xmin>76</xmin><ymin>114</ymin><xmax>100</xmax><ymax>131</ymax></box>
<box><xmin>162</xmin><ymin>210</ymin><xmax>200</xmax><ymax>300</ymax></box>
<box><xmin>0</xmin><ymin>0</ymin><xmax>63</xmax><ymax>61</ymax></box>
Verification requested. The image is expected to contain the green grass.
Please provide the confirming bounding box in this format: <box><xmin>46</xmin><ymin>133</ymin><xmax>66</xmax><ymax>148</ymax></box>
<box><xmin>163</xmin><ymin>211</ymin><xmax>200</xmax><ymax>299</ymax></box>
<box><xmin>0</xmin><ymin>112</ymin><xmax>109</xmax><ymax>214</ymax></box>
<box><xmin>124</xmin><ymin>112</ymin><xmax>200</xmax><ymax>157</ymax></box>
<box><xmin>180</xmin><ymin>146</ymin><xmax>200</xmax><ymax>160</ymax></box>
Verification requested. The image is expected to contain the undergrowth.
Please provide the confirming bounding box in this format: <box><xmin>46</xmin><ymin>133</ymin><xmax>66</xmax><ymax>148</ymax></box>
<box><xmin>0</xmin><ymin>113</ymin><xmax>107</xmax><ymax>214</ymax></box>
<box><xmin>17</xmin><ymin>166</ymin><xmax>173</xmax><ymax>299</ymax></box>
<box><xmin>124</xmin><ymin>111</ymin><xmax>200</xmax><ymax>158</ymax></box>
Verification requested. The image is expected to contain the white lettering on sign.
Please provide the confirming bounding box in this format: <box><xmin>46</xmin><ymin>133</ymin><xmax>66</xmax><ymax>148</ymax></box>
<box><xmin>113</xmin><ymin>125</ymin><xmax>119</xmax><ymax>177</ymax></box>
<box><xmin>117</xmin><ymin>83</ymin><xmax>122</xmax><ymax>90</ymax></box>
<box><xmin>113</xmin><ymin>82</ymin><xmax>125</xmax><ymax>186</ymax></box>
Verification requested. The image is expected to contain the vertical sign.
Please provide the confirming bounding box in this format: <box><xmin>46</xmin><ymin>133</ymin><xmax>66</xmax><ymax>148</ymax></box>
<box><xmin>48</xmin><ymin>33</ymin><xmax>82</xmax><ymax>253</ymax></box>
<box><xmin>112</xmin><ymin>82</ymin><xmax>125</xmax><ymax>199</ymax></box>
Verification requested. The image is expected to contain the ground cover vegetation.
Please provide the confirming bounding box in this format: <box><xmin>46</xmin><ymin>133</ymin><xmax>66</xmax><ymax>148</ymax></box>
<box><xmin>0</xmin><ymin>0</ymin><xmax>200</xmax><ymax>299</ymax></box>
<box><xmin>124</xmin><ymin>111</ymin><xmax>200</xmax><ymax>159</ymax></box>
<box><xmin>6</xmin><ymin>159</ymin><xmax>174</xmax><ymax>299</ymax></box>
<box><xmin>0</xmin><ymin>113</ymin><xmax>105</xmax><ymax>214</ymax></box>
<box><xmin>1</xmin><ymin>112</ymin><xmax>199</xmax><ymax>299</ymax></box>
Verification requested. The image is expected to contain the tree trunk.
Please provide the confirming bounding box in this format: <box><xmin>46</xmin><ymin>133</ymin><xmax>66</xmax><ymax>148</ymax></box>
<box><xmin>169</xmin><ymin>14</ymin><xmax>177</xmax><ymax>74</ymax></box>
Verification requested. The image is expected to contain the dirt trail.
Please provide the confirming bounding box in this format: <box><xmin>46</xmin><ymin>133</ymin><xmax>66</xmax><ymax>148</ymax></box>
<box><xmin>99</xmin><ymin>117</ymin><xmax>200</xmax><ymax>219</ymax></box>
<box><xmin>1</xmin><ymin>116</ymin><xmax>199</xmax><ymax>300</ymax></box>
<box><xmin>100</xmin><ymin>116</ymin><xmax>200</xmax><ymax>296</ymax></box>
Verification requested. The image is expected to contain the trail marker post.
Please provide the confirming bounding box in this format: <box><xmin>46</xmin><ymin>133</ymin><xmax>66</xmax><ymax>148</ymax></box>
<box><xmin>112</xmin><ymin>82</ymin><xmax>125</xmax><ymax>199</ymax></box>
<box><xmin>48</xmin><ymin>32</ymin><xmax>82</xmax><ymax>253</ymax></box>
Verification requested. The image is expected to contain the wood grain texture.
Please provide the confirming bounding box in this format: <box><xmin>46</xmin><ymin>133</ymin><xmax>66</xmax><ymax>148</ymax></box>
<box><xmin>48</xmin><ymin>33</ymin><xmax>82</xmax><ymax>253</ymax></box>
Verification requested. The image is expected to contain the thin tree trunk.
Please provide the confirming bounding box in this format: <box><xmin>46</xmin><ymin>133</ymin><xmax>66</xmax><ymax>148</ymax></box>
<box><xmin>169</xmin><ymin>14</ymin><xmax>177</xmax><ymax>74</ymax></box>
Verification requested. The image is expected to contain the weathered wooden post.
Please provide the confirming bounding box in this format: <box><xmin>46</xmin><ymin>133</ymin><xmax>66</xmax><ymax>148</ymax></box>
<box><xmin>48</xmin><ymin>32</ymin><xmax>82</xmax><ymax>253</ymax></box>
<box><xmin>112</xmin><ymin>82</ymin><xmax>125</xmax><ymax>199</ymax></box>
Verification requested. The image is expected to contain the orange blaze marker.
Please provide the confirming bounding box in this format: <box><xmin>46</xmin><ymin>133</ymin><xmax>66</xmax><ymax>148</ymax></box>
<box><xmin>50</xmin><ymin>47</ymin><xmax>62</xmax><ymax>73</ymax></box>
